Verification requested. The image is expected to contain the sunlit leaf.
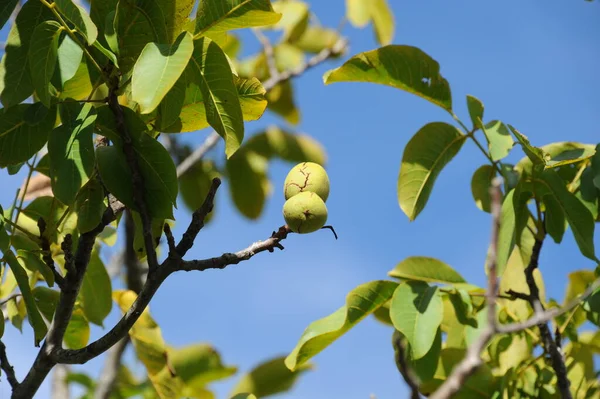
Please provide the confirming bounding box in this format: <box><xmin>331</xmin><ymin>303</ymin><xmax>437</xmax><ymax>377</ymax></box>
<box><xmin>370</xmin><ymin>0</ymin><xmax>394</xmax><ymax>45</ymax></box>
<box><xmin>16</xmin><ymin>249</ymin><xmax>54</xmax><ymax>287</ymax></box>
<box><xmin>466</xmin><ymin>95</ymin><xmax>484</xmax><ymax>129</ymax></box>
<box><xmin>132</xmin><ymin>31</ymin><xmax>194</xmax><ymax>114</ymax></box>
<box><xmin>388</xmin><ymin>256</ymin><xmax>465</xmax><ymax>284</ymax></box>
<box><xmin>270</xmin><ymin>0</ymin><xmax>309</xmax><ymax>42</ymax></box>
<box><xmin>481</xmin><ymin>120</ymin><xmax>514</xmax><ymax>162</ymax></box>
<box><xmin>285</xmin><ymin>280</ymin><xmax>398</xmax><ymax>371</ymax></box>
<box><xmin>398</xmin><ymin>122</ymin><xmax>466</xmax><ymax>220</ymax></box>
<box><xmin>508</xmin><ymin>125</ymin><xmax>545</xmax><ymax>170</ymax></box>
<box><xmin>194</xmin><ymin>0</ymin><xmax>282</xmax><ymax>36</ymax></box>
<box><xmin>169</xmin><ymin>343</ymin><xmax>237</xmax><ymax>389</ymax></box>
<box><xmin>63</xmin><ymin>306</ymin><xmax>90</xmax><ymax>349</ymax></box>
<box><xmin>293</xmin><ymin>26</ymin><xmax>341</xmax><ymax>54</ymax></box>
<box><xmin>55</xmin><ymin>35</ymin><xmax>84</xmax><ymax>89</ymax></box>
<box><xmin>55</xmin><ymin>0</ymin><xmax>98</xmax><ymax>45</ymax></box>
<box><xmin>324</xmin><ymin>45</ymin><xmax>452</xmax><ymax>111</ymax></box>
<box><xmin>242</xmin><ymin>126</ymin><xmax>326</xmax><ymax>164</ymax></box>
<box><xmin>231</xmin><ymin>356</ymin><xmax>311</xmax><ymax>398</ymax></box>
<box><xmin>390</xmin><ymin>281</ymin><xmax>443</xmax><ymax>359</ymax></box>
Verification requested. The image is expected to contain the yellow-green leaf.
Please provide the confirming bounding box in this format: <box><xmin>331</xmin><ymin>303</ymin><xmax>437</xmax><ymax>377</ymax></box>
<box><xmin>55</xmin><ymin>0</ymin><xmax>98</xmax><ymax>45</ymax></box>
<box><xmin>324</xmin><ymin>45</ymin><xmax>452</xmax><ymax>111</ymax></box>
<box><xmin>470</xmin><ymin>165</ymin><xmax>497</xmax><ymax>213</ymax></box>
<box><xmin>398</xmin><ymin>122</ymin><xmax>466</xmax><ymax>220</ymax></box>
<box><xmin>230</xmin><ymin>356</ymin><xmax>312</xmax><ymax>398</ymax></box>
<box><xmin>132</xmin><ymin>31</ymin><xmax>194</xmax><ymax>114</ymax></box>
<box><xmin>285</xmin><ymin>280</ymin><xmax>398</xmax><ymax>371</ymax></box>
<box><xmin>370</xmin><ymin>0</ymin><xmax>394</xmax><ymax>45</ymax></box>
<box><xmin>80</xmin><ymin>248</ymin><xmax>112</xmax><ymax>326</ymax></box>
<box><xmin>63</xmin><ymin>306</ymin><xmax>90</xmax><ymax>349</ymax></box>
<box><xmin>194</xmin><ymin>0</ymin><xmax>282</xmax><ymax>36</ymax></box>
<box><xmin>388</xmin><ymin>256</ymin><xmax>466</xmax><ymax>284</ymax></box>
<box><xmin>481</xmin><ymin>120</ymin><xmax>514</xmax><ymax>162</ymax></box>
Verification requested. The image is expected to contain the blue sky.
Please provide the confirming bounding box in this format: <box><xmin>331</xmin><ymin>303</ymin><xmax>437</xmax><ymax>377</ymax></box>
<box><xmin>1</xmin><ymin>1</ymin><xmax>599</xmax><ymax>398</ymax></box>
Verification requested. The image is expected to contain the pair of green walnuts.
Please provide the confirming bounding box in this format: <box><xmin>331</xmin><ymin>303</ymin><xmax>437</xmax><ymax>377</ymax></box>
<box><xmin>282</xmin><ymin>162</ymin><xmax>330</xmax><ymax>234</ymax></box>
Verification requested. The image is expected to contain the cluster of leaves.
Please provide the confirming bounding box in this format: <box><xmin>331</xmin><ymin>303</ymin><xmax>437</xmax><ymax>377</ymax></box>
<box><xmin>284</xmin><ymin>45</ymin><xmax>600</xmax><ymax>397</ymax></box>
<box><xmin>0</xmin><ymin>0</ymin><xmax>393</xmax><ymax>398</ymax></box>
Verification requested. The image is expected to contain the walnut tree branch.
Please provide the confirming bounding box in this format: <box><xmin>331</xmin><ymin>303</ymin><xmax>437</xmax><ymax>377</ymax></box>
<box><xmin>106</xmin><ymin>81</ymin><xmax>159</xmax><ymax>272</ymax></box>
<box><xmin>429</xmin><ymin>177</ymin><xmax>502</xmax><ymax>399</ymax></box>
<box><xmin>0</xmin><ymin>340</ymin><xmax>19</xmax><ymax>390</ymax></box>
<box><xmin>392</xmin><ymin>331</ymin><xmax>421</xmax><ymax>399</ymax></box>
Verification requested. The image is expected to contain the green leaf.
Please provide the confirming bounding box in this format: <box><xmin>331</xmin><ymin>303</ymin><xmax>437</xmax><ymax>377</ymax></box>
<box><xmin>55</xmin><ymin>0</ymin><xmax>98</xmax><ymax>45</ymax></box>
<box><xmin>75</xmin><ymin>178</ymin><xmax>106</xmax><ymax>233</ymax></box>
<box><xmin>132</xmin><ymin>212</ymin><xmax>164</xmax><ymax>261</ymax></box>
<box><xmin>132</xmin><ymin>31</ymin><xmax>194</xmax><ymax>114</ymax></box>
<box><xmin>190</xmin><ymin>37</ymin><xmax>244</xmax><ymax>158</ymax></box>
<box><xmin>194</xmin><ymin>0</ymin><xmax>282</xmax><ymax>36</ymax></box>
<box><xmin>0</xmin><ymin>0</ymin><xmax>18</xmax><ymax>31</ymax></box>
<box><xmin>471</xmin><ymin>165</ymin><xmax>496</xmax><ymax>213</ymax></box>
<box><xmin>235</xmin><ymin>77</ymin><xmax>268</xmax><ymax>122</ymax></box>
<box><xmin>508</xmin><ymin>125</ymin><xmax>546</xmax><ymax>169</ymax></box>
<box><xmin>396</xmin><ymin>328</ymin><xmax>442</xmax><ymax>384</ymax></box>
<box><xmin>538</xmin><ymin>169</ymin><xmax>596</xmax><ymax>261</ymax></box>
<box><xmin>370</xmin><ymin>0</ymin><xmax>395</xmax><ymax>45</ymax></box>
<box><xmin>6</xmin><ymin>297</ymin><xmax>25</xmax><ymax>331</ymax></box>
<box><xmin>169</xmin><ymin>344</ymin><xmax>237</xmax><ymax>388</ymax></box>
<box><xmin>28</xmin><ymin>21</ymin><xmax>63</xmax><ymax>108</ymax></box>
<box><xmin>16</xmin><ymin>249</ymin><xmax>54</xmax><ymax>287</ymax></box>
<box><xmin>544</xmin><ymin>143</ymin><xmax>596</xmax><ymax>169</ymax></box>
<box><xmin>80</xmin><ymin>248</ymin><xmax>112</xmax><ymax>327</ymax></box>
<box><xmin>97</xmin><ymin>135</ymin><xmax>178</xmax><ymax>219</ymax></box>
<box><xmin>113</xmin><ymin>290</ymin><xmax>185</xmax><ymax>398</ymax></box>
<box><xmin>63</xmin><ymin>306</ymin><xmax>90</xmax><ymax>349</ymax></box>
<box><xmin>48</xmin><ymin>102</ymin><xmax>97</xmax><ymax>205</ymax></box>
<box><xmin>4</xmin><ymin>251</ymin><xmax>47</xmax><ymax>346</ymax></box>
<box><xmin>387</xmin><ymin>256</ymin><xmax>465</xmax><ymax>284</ymax></box>
<box><xmin>179</xmin><ymin>160</ymin><xmax>220</xmax><ymax>216</ymax></box>
<box><xmin>543</xmin><ymin>192</ymin><xmax>566</xmax><ymax>243</ymax></box>
<box><xmin>293</xmin><ymin>26</ymin><xmax>341</xmax><ymax>54</ymax></box>
<box><xmin>389</xmin><ymin>281</ymin><xmax>443</xmax><ymax>360</ymax></box>
<box><xmin>496</xmin><ymin>189</ymin><xmax>516</xmax><ymax>278</ymax></box>
<box><xmin>227</xmin><ymin>151</ymin><xmax>270</xmax><ymax>219</ymax></box>
<box><xmin>346</xmin><ymin>0</ymin><xmax>371</xmax><ymax>27</ymax></box>
<box><xmin>324</xmin><ymin>45</ymin><xmax>452</xmax><ymax>111</ymax></box>
<box><xmin>265</xmin><ymin>81</ymin><xmax>300</xmax><ymax>125</ymax></box>
<box><xmin>419</xmin><ymin>348</ymin><xmax>498</xmax><ymax>397</ymax></box>
<box><xmin>32</xmin><ymin>286</ymin><xmax>60</xmax><ymax>322</ymax></box>
<box><xmin>0</xmin><ymin>0</ymin><xmax>54</xmax><ymax>107</ymax></box>
<box><xmin>397</xmin><ymin>122</ymin><xmax>466</xmax><ymax>220</ymax></box>
<box><xmin>231</xmin><ymin>356</ymin><xmax>311</xmax><ymax>398</ymax></box>
<box><xmin>55</xmin><ymin>35</ymin><xmax>84</xmax><ymax>89</ymax></box>
<box><xmin>242</xmin><ymin>126</ymin><xmax>327</xmax><ymax>164</ymax></box>
<box><xmin>481</xmin><ymin>120</ymin><xmax>514</xmax><ymax>162</ymax></box>
<box><xmin>270</xmin><ymin>0</ymin><xmax>309</xmax><ymax>42</ymax></box>
<box><xmin>285</xmin><ymin>280</ymin><xmax>398</xmax><ymax>371</ymax></box>
<box><xmin>466</xmin><ymin>95</ymin><xmax>484</xmax><ymax>129</ymax></box>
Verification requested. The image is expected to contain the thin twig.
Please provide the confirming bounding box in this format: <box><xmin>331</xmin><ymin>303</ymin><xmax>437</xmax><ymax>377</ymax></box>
<box><xmin>175</xmin><ymin>132</ymin><xmax>220</xmax><ymax>178</ymax></box>
<box><xmin>51</xmin><ymin>365</ymin><xmax>70</xmax><ymax>399</ymax></box>
<box><xmin>429</xmin><ymin>177</ymin><xmax>502</xmax><ymax>399</ymax></box>
<box><xmin>253</xmin><ymin>28</ymin><xmax>279</xmax><ymax>78</ymax></box>
<box><xmin>0</xmin><ymin>340</ymin><xmax>19</xmax><ymax>390</ymax></box>
<box><xmin>392</xmin><ymin>331</ymin><xmax>421</xmax><ymax>399</ymax></box>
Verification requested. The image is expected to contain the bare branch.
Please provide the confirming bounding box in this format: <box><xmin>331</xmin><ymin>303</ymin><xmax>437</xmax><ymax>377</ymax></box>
<box><xmin>0</xmin><ymin>340</ymin><xmax>19</xmax><ymax>390</ymax></box>
<box><xmin>93</xmin><ymin>339</ymin><xmax>128</xmax><ymax>399</ymax></box>
<box><xmin>175</xmin><ymin>132</ymin><xmax>220</xmax><ymax>178</ymax></box>
<box><xmin>429</xmin><ymin>177</ymin><xmax>502</xmax><ymax>399</ymax></box>
<box><xmin>253</xmin><ymin>28</ymin><xmax>278</xmax><ymax>78</ymax></box>
<box><xmin>107</xmin><ymin>82</ymin><xmax>159</xmax><ymax>272</ymax></box>
<box><xmin>392</xmin><ymin>331</ymin><xmax>421</xmax><ymax>399</ymax></box>
<box><xmin>176</xmin><ymin>178</ymin><xmax>221</xmax><ymax>257</ymax></box>
<box><xmin>51</xmin><ymin>365</ymin><xmax>70</xmax><ymax>399</ymax></box>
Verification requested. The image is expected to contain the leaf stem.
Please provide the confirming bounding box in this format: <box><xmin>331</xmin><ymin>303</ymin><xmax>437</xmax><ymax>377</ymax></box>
<box><xmin>10</xmin><ymin>156</ymin><xmax>37</xmax><ymax>236</ymax></box>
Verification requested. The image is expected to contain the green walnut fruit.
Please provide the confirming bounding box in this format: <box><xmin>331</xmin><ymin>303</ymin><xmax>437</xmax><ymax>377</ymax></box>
<box><xmin>284</xmin><ymin>162</ymin><xmax>330</xmax><ymax>202</ymax></box>
<box><xmin>283</xmin><ymin>191</ymin><xmax>328</xmax><ymax>234</ymax></box>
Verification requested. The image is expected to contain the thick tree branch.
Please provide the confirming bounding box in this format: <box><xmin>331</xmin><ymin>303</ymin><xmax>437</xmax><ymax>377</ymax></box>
<box><xmin>392</xmin><ymin>331</ymin><xmax>421</xmax><ymax>399</ymax></box>
<box><xmin>13</xmin><ymin>201</ymin><xmax>123</xmax><ymax>398</ymax></box>
<box><xmin>175</xmin><ymin>37</ymin><xmax>349</xmax><ymax>178</ymax></box>
<box><xmin>0</xmin><ymin>340</ymin><xmax>19</xmax><ymax>390</ymax></box>
<box><xmin>429</xmin><ymin>178</ymin><xmax>502</xmax><ymax>399</ymax></box>
<box><xmin>107</xmin><ymin>82</ymin><xmax>158</xmax><ymax>272</ymax></box>
<box><xmin>53</xmin><ymin>183</ymin><xmax>292</xmax><ymax>365</ymax></box>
